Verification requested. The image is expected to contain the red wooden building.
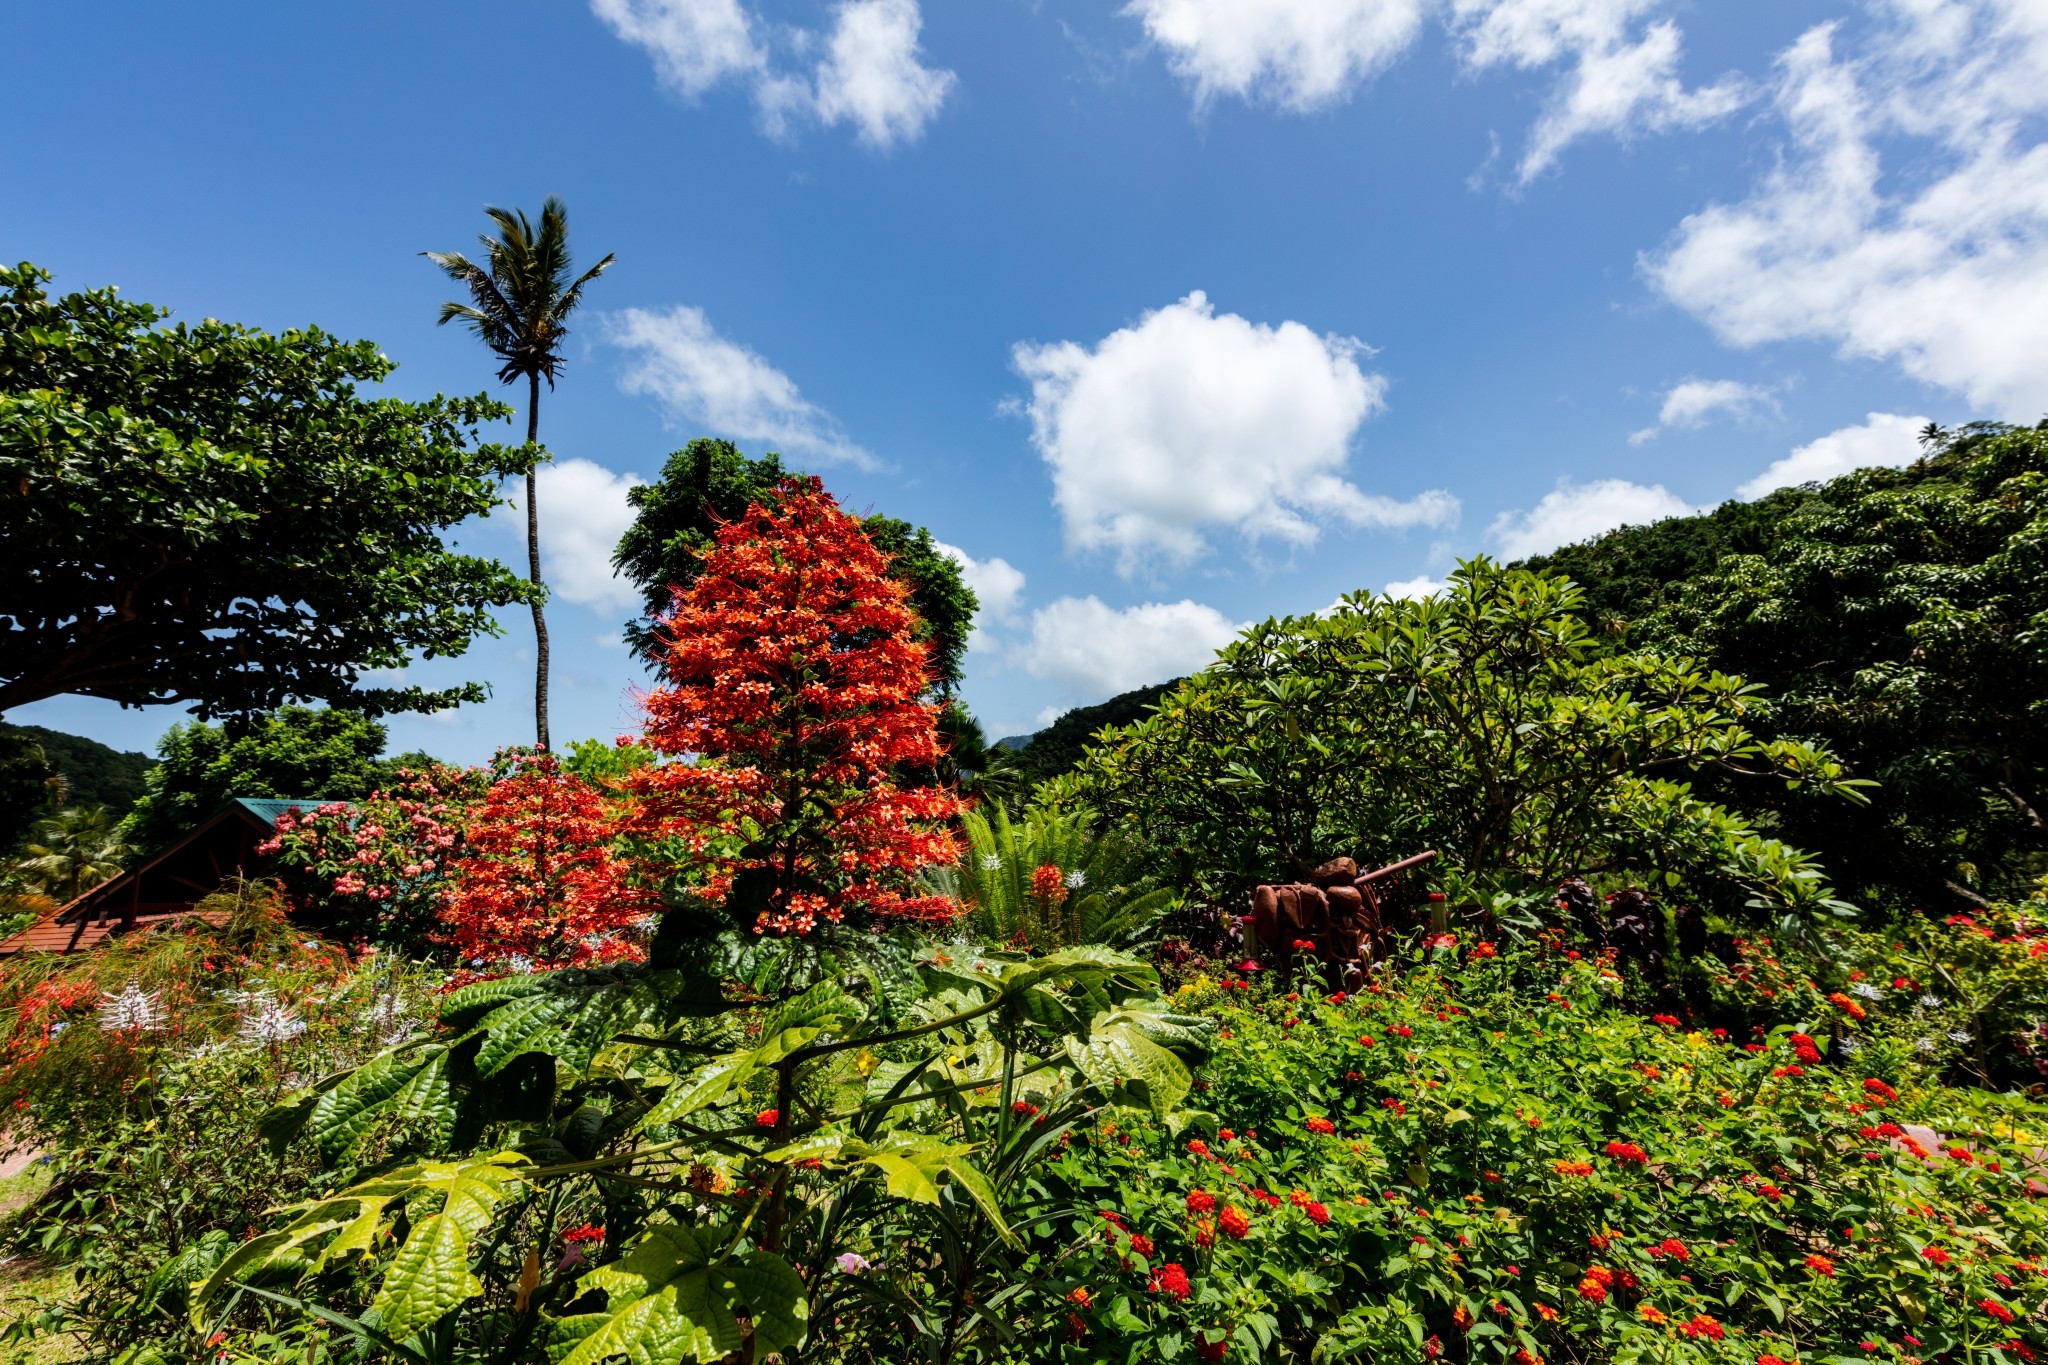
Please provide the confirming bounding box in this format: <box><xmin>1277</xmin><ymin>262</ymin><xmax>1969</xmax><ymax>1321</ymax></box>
<box><xmin>0</xmin><ymin>798</ymin><xmax>311</xmax><ymax>955</ymax></box>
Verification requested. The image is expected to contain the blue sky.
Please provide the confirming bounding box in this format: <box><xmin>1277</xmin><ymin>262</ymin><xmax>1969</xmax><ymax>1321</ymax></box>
<box><xmin>8</xmin><ymin>0</ymin><xmax>2045</xmax><ymax>760</ymax></box>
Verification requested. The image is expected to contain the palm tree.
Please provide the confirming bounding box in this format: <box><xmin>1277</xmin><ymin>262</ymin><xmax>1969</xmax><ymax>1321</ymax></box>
<box><xmin>425</xmin><ymin>199</ymin><xmax>615</xmax><ymax>750</ymax></box>
<box><xmin>17</xmin><ymin>804</ymin><xmax>133</xmax><ymax>902</ymax></box>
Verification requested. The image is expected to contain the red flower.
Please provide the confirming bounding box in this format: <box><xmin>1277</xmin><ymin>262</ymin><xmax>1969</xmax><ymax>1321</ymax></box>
<box><xmin>1187</xmin><ymin>1139</ymin><xmax>1210</xmax><ymax>1157</ymax></box>
<box><xmin>1128</xmin><ymin>1233</ymin><xmax>1155</xmax><ymax>1259</ymax></box>
<box><xmin>1390</xmin><ymin>1024</ymin><xmax>1412</xmax><ymax>1038</ymax></box>
<box><xmin>1305</xmin><ymin>1116</ymin><xmax>1335</xmax><ymax>1135</ymax></box>
<box><xmin>631</xmin><ymin>478</ymin><xmax>962</xmax><ymax>936</ymax></box>
<box><xmin>1861</xmin><ymin>1077</ymin><xmax>1897</xmax><ymax>1105</ymax></box>
<box><xmin>1758</xmin><ymin>1356</ymin><xmax>1795</xmax><ymax>1365</ymax></box>
<box><xmin>1604</xmin><ymin>1141</ymin><xmax>1648</xmax><ymax>1165</ymax></box>
<box><xmin>1471</xmin><ymin>942</ymin><xmax>1498</xmax><ymax>958</ymax></box>
<box><xmin>1649</xmin><ymin>1238</ymin><xmax>1689</xmax><ymax>1262</ymax></box>
<box><xmin>1195</xmin><ymin>1335</ymin><xmax>1228</xmax><ymax>1363</ymax></box>
<box><xmin>1187</xmin><ymin>1190</ymin><xmax>1216</xmax><ymax>1214</ymax></box>
<box><xmin>1651</xmin><ymin>1014</ymin><xmax>1681</xmax><ymax>1028</ymax></box>
<box><xmin>1304</xmin><ymin>1201</ymin><xmax>1330</xmax><ymax>1226</ymax></box>
<box><xmin>1637</xmin><ymin>1303</ymin><xmax>1667</xmax><ymax>1325</ymax></box>
<box><xmin>755</xmin><ymin>1109</ymin><xmax>780</xmax><ymax>1128</ymax></box>
<box><xmin>1678</xmin><ymin>1314</ymin><xmax>1725</xmax><ymax>1341</ymax></box>
<box><xmin>1922</xmin><ymin>1246</ymin><xmax>1951</xmax><ymax>1265</ymax></box>
<box><xmin>1149</xmin><ymin>1263</ymin><xmax>1193</xmax><ymax>1300</ymax></box>
<box><xmin>1980</xmin><ymin>1298</ymin><xmax>2017</xmax><ymax>1324</ymax></box>
<box><xmin>1553</xmin><ymin>1160</ymin><xmax>1594</xmax><ymax>1177</ymax></box>
<box><xmin>1805</xmin><ymin>1253</ymin><xmax>1835</xmax><ymax>1276</ymax></box>
<box><xmin>1030</xmin><ymin>863</ymin><xmax>1070</xmax><ymax>907</ymax></box>
<box><xmin>1065</xmin><ymin>1313</ymin><xmax>1087</xmax><ymax>1342</ymax></box>
<box><xmin>1218</xmin><ymin>1205</ymin><xmax>1250</xmax><ymax>1239</ymax></box>
<box><xmin>1066</xmin><ymin>1287</ymin><xmax>1093</xmax><ymax>1308</ymax></box>
<box><xmin>561</xmin><ymin>1223</ymin><xmax>605</xmax><ymax>1245</ymax></box>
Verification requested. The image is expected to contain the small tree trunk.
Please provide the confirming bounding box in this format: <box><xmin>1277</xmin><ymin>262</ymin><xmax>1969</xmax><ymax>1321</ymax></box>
<box><xmin>526</xmin><ymin>371</ymin><xmax>551</xmax><ymax>752</ymax></box>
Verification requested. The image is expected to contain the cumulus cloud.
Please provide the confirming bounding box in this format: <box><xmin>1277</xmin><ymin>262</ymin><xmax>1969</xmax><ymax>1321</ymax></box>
<box><xmin>1451</xmin><ymin>0</ymin><xmax>1746</xmax><ymax>182</ymax></box>
<box><xmin>505</xmin><ymin>458</ymin><xmax>646</xmax><ymax>613</ymax></box>
<box><xmin>1628</xmin><ymin>377</ymin><xmax>1777</xmax><ymax>443</ymax></box>
<box><xmin>1736</xmin><ymin>411</ymin><xmax>1928</xmax><ymax>500</ymax></box>
<box><xmin>935</xmin><ymin>542</ymin><xmax>1027</xmax><ymax>653</ymax></box>
<box><xmin>1489</xmin><ymin>477</ymin><xmax>1696</xmax><ymax>559</ymax></box>
<box><xmin>605</xmin><ymin>305</ymin><xmax>873</xmax><ymax>469</ymax></box>
<box><xmin>1011</xmin><ymin>291</ymin><xmax>1456</xmax><ymax>576</ymax></box>
<box><xmin>1383</xmin><ymin>574</ymin><xmax>1449</xmax><ymax>599</ymax></box>
<box><xmin>593</xmin><ymin>0</ymin><xmax>954</xmax><ymax>147</ymax></box>
<box><xmin>1124</xmin><ymin>0</ymin><xmax>1742</xmax><ymax>177</ymax></box>
<box><xmin>1014</xmin><ymin>596</ymin><xmax>1247</xmax><ymax>701</ymax></box>
<box><xmin>1121</xmin><ymin>0</ymin><xmax>1428</xmax><ymax>110</ymax></box>
<box><xmin>1647</xmin><ymin>2</ymin><xmax>2048</xmax><ymax>419</ymax></box>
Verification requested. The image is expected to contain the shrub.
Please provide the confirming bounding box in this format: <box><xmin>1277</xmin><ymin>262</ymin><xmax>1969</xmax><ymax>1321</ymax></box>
<box><xmin>924</xmin><ymin>801</ymin><xmax>1178</xmax><ymax>951</ymax></box>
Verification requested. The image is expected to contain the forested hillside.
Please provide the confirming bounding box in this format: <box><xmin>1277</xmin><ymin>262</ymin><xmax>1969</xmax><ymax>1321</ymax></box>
<box><xmin>1523</xmin><ymin>421</ymin><xmax>2048</xmax><ymax>911</ymax></box>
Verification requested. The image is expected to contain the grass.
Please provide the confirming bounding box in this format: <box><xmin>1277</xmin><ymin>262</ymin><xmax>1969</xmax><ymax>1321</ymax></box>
<box><xmin>0</xmin><ymin>1162</ymin><xmax>78</xmax><ymax>1364</ymax></box>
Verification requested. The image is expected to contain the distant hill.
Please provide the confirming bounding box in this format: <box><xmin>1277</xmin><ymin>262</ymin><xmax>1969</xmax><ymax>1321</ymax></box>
<box><xmin>1001</xmin><ymin>681</ymin><xmax>1181</xmax><ymax>788</ymax></box>
<box><xmin>0</xmin><ymin>724</ymin><xmax>156</xmax><ymax>816</ymax></box>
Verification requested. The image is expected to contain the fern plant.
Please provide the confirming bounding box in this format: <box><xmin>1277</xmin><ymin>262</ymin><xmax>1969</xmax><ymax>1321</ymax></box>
<box><xmin>927</xmin><ymin>802</ymin><xmax>1178</xmax><ymax>952</ymax></box>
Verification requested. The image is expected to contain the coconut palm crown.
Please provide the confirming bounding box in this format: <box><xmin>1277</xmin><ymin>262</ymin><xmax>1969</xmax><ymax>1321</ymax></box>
<box><xmin>424</xmin><ymin>198</ymin><xmax>614</xmax><ymax>751</ymax></box>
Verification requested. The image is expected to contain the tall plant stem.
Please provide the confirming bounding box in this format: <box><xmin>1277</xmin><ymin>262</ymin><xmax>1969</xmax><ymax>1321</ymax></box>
<box><xmin>526</xmin><ymin>370</ymin><xmax>550</xmax><ymax>751</ymax></box>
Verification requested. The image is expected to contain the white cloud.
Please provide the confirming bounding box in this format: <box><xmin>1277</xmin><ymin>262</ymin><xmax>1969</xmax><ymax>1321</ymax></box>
<box><xmin>1125</xmin><ymin>0</ymin><xmax>1741</xmax><ymax>177</ymax></box>
<box><xmin>506</xmin><ymin>458</ymin><xmax>645</xmax><ymax>614</ymax></box>
<box><xmin>593</xmin><ymin>0</ymin><xmax>954</xmax><ymax>147</ymax></box>
<box><xmin>1383</xmin><ymin>574</ymin><xmax>1448</xmax><ymax>599</ymax></box>
<box><xmin>1450</xmin><ymin>1</ymin><xmax>1746</xmax><ymax>182</ymax></box>
<box><xmin>590</xmin><ymin>0</ymin><xmax>765</xmax><ymax>96</ymax></box>
<box><xmin>605</xmin><ymin>305</ymin><xmax>874</xmax><ymax>469</ymax></box>
<box><xmin>934</xmin><ymin>542</ymin><xmax>1026</xmax><ymax>624</ymax></box>
<box><xmin>1489</xmin><ymin>477</ymin><xmax>1696</xmax><ymax>559</ymax></box>
<box><xmin>1647</xmin><ymin>2</ymin><xmax>2048</xmax><ymax>419</ymax></box>
<box><xmin>1628</xmin><ymin>377</ymin><xmax>1777</xmax><ymax>442</ymax></box>
<box><xmin>1736</xmin><ymin>411</ymin><xmax>1928</xmax><ymax>500</ymax></box>
<box><xmin>808</xmin><ymin>0</ymin><xmax>956</xmax><ymax>147</ymax></box>
<box><xmin>1014</xmin><ymin>596</ymin><xmax>1248</xmax><ymax>700</ymax></box>
<box><xmin>1011</xmin><ymin>291</ymin><xmax>1457</xmax><ymax>576</ymax></box>
<box><xmin>1121</xmin><ymin>0</ymin><xmax>1428</xmax><ymax>110</ymax></box>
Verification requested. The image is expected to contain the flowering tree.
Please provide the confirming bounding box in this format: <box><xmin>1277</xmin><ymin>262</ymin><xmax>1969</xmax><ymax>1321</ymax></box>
<box><xmin>634</xmin><ymin>475</ymin><xmax>960</xmax><ymax>935</ymax></box>
<box><xmin>440</xmin><ymin>752</ymin><xmax>654</xmax><ymax>971</ymax></box>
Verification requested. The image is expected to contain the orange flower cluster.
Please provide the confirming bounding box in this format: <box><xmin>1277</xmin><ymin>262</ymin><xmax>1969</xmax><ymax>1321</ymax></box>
<box><xmin>441</xmin><ymin>754</ymin><xmax>655</xmax><ymax>971</ymax></box>
<box><xmin>633</xmin><ymin>478</ymin><xmax>961</xmax><ymax>935</ymax></box>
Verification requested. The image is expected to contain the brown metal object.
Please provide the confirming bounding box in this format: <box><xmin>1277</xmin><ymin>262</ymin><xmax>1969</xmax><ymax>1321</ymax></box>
<box><xmin>1245</xmin><ymin>850</ymin><xmax>1437</xmax><ymax>988</ymax></box>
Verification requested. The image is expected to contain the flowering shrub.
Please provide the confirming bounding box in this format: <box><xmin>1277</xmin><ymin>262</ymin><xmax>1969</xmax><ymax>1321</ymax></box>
<box><xmin>261</xmin><ymin>760</ymin><xmax>486</xmax><ymax>948</ymax></box>
<box><xmin>440</xmin><ymin>751</ymin><xmax>655</xmax><ymax>974</ymax></box>
<box><xmin>633</xmin><ymin>476</ymin><xmax>959</xmax><ymax>935</ymax></box>
<box><xmin>1031</xmin><ymin>940</ymin><xmax>2048</xmax><ymax>1361</ymax></box>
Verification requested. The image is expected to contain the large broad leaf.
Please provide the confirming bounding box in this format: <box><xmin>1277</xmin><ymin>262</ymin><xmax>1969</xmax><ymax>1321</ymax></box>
<box><xmin>639</xmin><ymin>982</ymin><xmax>865</xmax><ymax>1130</ymax></box>
<box><xmin>192</xmin><ymin>1152</ymin><xmax>527</xmax><ymax>1338</ymax></box>
<box><xmin>549</xmin><ymin>1221</ymin><xmax>807</xmax><ymax>1365</ymax></box>
<box><xmin>1065</xmin><ymin>1009</ymin><xmax>1196</xmax><ymax>1116</ymax></box>
<box><xmin>762</xmin><ymin>1130</ymin><xmax>1014</xmax><ymax>1246</ymax></box>
<box><xmin>303</xmin><ymin>1046</ymin><xmax>442</xmax><ymax>1164</ymax></box>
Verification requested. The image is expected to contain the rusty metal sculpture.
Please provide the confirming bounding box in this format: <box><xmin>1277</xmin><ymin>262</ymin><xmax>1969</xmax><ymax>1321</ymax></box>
<box><xmin>1247</xmin><ymin>849</ymin><xmax>1437</xmax><ymax>989</ymax></box>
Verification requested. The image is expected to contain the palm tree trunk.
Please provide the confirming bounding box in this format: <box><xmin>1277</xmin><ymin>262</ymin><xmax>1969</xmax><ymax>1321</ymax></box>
<box><xmin>526</xmin><ymin>371</ymin><xmax>551</xmax><ymax>752</ymax></box>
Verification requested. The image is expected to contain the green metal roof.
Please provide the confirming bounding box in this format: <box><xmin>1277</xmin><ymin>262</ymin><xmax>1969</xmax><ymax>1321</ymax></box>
<box><xmin>232</xmin><ymin>797</ymin><xmax>345</xmax><ymax>825</ymax></box>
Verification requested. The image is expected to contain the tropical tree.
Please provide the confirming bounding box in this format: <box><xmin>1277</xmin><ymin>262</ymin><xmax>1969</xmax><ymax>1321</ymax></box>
<box><xmin>0</xmin><ymin>263</ymin><xmax>541</xmax><ymax>723</ymax></box>
<box><xmin>1062</xmin><ymin>559</ymin><xmax>1871</xmax><ymax>925</ymax></box>
<box><xmin>16</xmin><ymin>805</ymin><xmax>132</xmax><ymax>902</ymax></box>
<box><xmin>425</xmin><ymin>199</ymin><xmax>616</xmax><ymax>751</ymax></box>
<box><xmin>1526</xmin><ymin>420</ymin><xmax>2048</xmax><ymax>910</ymax></box>
<box><xmin>613</xmin><ymin>437</ymin><xmax>980</xmax><ymax>694</ymax></box>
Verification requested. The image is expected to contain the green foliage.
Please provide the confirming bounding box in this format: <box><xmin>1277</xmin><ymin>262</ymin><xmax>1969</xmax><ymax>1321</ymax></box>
<box><xmin>13</xmin><ymin>804</ymin><xmax>132</xmax><ymax>902</ymax></box>
<box><xmin>123</xmin><ymin>706</ymin><xmax>390</xmax><ymax>854</ymax></box>
<box><xmin>1524</xmin><ymin>421</ymin><xmax>2048</xmax><ymax>909</ymax></box>
<box><xmin>0</xmin><ymin>723</ymin><xmax>156</xmax><ymax>816</ymax></box>
<box><xmin>611</xmin><ymin>438</ymin><xmax>979</xmax><ymax>692</ymax></box>
<box><xmin>1036</xmin><ymin>944</ymin><xmax>2048</xmax><ymax>1361</ymax></box>
<box><xmin>0</xmin><ymin>261</ymin><xmax>541</xmax><ymax>721</ymax></box>
<box><xmin>0</xmin><ymin>726</ymin><xmax>56</xmax><ymax>855</ymax></box>
<box><xmin>1000</xmin><ymin>681</ymin><xmax>1182</xmax><ymax>790</ymax></box>
<box><xmin>925</xmin><ymin>803</ymin><xmax>1178</xmax><ymax>951</ymax></box>
<box><xmin>184</xmin><ymin>939</ymin><xmax>1204</xmax><ymax>1363</ymax></box>
<box><xmin>1063</xmin><ymin>560</ymin><xmax>1867</xmax><ymax>922</ymax></box>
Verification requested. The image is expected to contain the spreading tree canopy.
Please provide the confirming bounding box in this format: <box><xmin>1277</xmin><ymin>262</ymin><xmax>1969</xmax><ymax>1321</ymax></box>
<box><xmin>0</xmin><ymin>262</ymin><xmax>538</xmax><ymax>721</ymax></box>
<box><xmin>613</xmin><ymin>438</ymin><xmax>978</xmax><ymax>694</ymax></box>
